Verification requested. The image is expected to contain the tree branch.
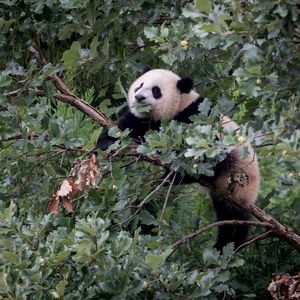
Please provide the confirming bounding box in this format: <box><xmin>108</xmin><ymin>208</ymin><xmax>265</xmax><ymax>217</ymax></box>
<box><xmin>27</xmin><ymin>46</ymin><xmax>113</xmax><ymax>129</ymax></box>
<box><xmin>115</xmin><ymin>171</ymin><xmax>174</xmax><ymax>227</ymax></box>
<box><xmin>168</xmin><ymin>220</ymin><xmax>273</xmax><ymax>258</ymax></box>
<box><xmin>26</xmin><ymin>47</ymin><xmax>300</xmax><ymax>252</ymax></box>
<box><xmin>234</xmin><ymin>230</ymin><xmax>274</xmax><ymax>252</ymax></box>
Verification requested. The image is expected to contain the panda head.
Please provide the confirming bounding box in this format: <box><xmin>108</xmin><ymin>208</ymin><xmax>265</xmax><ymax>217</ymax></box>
<box><xmin>128</xmin><ymin>69</ymin><xmax>199</xmax><ymax>121</ymax></box>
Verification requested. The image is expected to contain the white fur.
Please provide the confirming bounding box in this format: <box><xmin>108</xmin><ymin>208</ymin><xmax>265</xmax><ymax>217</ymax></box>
<box><xmin>217</xmin><ymin>116</ymin><xmax>260</xmax><ymax>205</ymax></box>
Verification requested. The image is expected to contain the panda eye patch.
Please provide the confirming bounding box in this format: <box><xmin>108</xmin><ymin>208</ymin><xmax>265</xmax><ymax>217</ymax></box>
<box><xmin>134</xmin><ymin>82</ymin><xmax>144</xmax><ymax>93</ymax></box>
<box><xmin>152</xmin><ymin>86</ymin><xmax>162</xmax><ymax>99</ymax></box>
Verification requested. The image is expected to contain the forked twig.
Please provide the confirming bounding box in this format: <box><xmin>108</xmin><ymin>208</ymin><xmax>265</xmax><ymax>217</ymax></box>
<box><xmin>116</xmin><ymin>171</ymin><xmax>174</xmax><ymax>227</ymax></box>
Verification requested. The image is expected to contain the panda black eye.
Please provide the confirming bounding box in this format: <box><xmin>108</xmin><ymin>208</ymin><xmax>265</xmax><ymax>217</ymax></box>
<box><xmin>152</xmin><ymin>86</ymin><xmax>162</xmax><ymax>99</ymax></box>
<box><xmin>134</xmin><ymin>82</ymin><xmax>144</xmax><ymax>93</ymax></box>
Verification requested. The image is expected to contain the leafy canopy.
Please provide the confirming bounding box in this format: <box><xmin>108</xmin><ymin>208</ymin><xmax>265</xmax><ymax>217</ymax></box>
<box><xmin>0</xmin><ymin>0</ymin><xmax>300</xmax><ymax>299</ymax></box>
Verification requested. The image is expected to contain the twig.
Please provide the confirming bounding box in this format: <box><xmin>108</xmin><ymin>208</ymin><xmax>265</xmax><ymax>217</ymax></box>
<box><xmin>116</xmin><ymin>171</ymin><xmax>174</xmax><ymax>227</ymax></box>
<box><xmin>234</xmin><ymin>229</ymin><xmax>274</xmax><ymax>253</ymax></box>
<box><xmin>168</xmin><ymin>220</ymin><xmax>273</xmax><ymax>259</ymax></box>
<box><xmin>158</xmin><ymin>172</ymin><xmax>176</xmax><ymax>226</ymax></box>
<box><xmin>255</xmin><ymin>142</ymin><xmax>274</xmax><ymax>148</ymax></box>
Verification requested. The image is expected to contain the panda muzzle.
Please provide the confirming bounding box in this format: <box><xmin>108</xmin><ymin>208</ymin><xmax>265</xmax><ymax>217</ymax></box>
<box><xmin>135</xmin><ymin>95</ymin><xmax>146</xmax><ymax>102</ymax></box>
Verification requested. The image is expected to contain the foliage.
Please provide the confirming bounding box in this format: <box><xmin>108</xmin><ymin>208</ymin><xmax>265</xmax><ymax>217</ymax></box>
<box><xmin>0</xmin><ymin>0</ymin><xmax>300</xmax><ymax>299</ymax></box>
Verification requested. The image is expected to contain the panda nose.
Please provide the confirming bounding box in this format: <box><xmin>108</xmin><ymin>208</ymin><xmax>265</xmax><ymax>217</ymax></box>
<box><xmin>135</xmin><ymin>95</ymin><xmax>145</xmax><ymax>102</ymax></box>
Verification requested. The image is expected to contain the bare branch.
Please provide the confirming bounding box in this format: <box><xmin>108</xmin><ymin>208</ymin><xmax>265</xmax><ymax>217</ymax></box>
<box><xmin>234</xmin><ymin>230</ymin><xmax>274</xmax><ymax>252</ymax></box>
<box><xmin>169</xmin><ymin>220</ymin><xmax>273</xmax><ymax>258</ymax></box>
<box><xmin>159</xmin><ymin>172</ymin><xmax>176</xmax><ymax>226</ymax></box>
<box><xmin>116</xmin><ymin>171</ymin><xmax>174</xmax><ymax>227</ymax></box>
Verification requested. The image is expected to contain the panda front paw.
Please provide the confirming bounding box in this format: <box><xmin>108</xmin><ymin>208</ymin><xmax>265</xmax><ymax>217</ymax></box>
<box><xmin>96</xmin><ymin>130</ymin><xmax>118</xmax><ymax>151</ymax></box>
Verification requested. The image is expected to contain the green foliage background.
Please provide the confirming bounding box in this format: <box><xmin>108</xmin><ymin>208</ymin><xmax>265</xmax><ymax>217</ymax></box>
<box><xmin>0</xmin><ymin>0</ymin><xmax>300</xmax><ymax>299</ymax></box>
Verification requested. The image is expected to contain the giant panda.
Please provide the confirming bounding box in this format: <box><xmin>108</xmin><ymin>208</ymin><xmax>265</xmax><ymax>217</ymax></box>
<box><xmin>97</xmin><ymin>68</ymin><xmax>260</xmax><ymax>251</ymax></box>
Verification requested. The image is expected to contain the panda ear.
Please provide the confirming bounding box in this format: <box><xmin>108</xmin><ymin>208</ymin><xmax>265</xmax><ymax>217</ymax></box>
<box><xmin>142</xmin><ymin>65</ymin><xmax>151</xmax><ymax>74</ymax></box>
<box><xmin>177</xmin><ymin>77</ymin><xmax>193</xmax><ymax>93</ymax></box>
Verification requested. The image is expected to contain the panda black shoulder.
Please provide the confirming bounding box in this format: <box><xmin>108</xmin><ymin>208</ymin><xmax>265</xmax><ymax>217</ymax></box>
<box><xmin>174</xmin><ymin>96</ymin><xmax>205</xmax><ymax>123</ymax></box>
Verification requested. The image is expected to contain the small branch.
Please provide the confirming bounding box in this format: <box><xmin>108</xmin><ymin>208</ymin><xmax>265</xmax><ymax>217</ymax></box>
<box><xmin>2</xmin><ymin>132</ymin><xmax>49</xmax><ymax>142</ymax></box>
<box><xmin>234</xmin><ymin>230</ymin><xmax>274</xmax><ymax>253</ymax></box>
<box><xmin>116</xmin><ymin>171</ymin><xmax>174</xmax><ymax>227</ymax></box>
<box><xmin>170</xmin><ymin>220</ymin><xmax>272</xmax><ymax>256</ymax></box>
<box><xmin>2</xmin><ymin>132</ymin><xmax>85</xmax><ymax>152</ymax></box>
<box><xmin>4</xmin><ymin>87</ymin><xmax>44</xmax><ymax>97</ymax></box>
<box><xmin>159</xmin><ymin>172</ymin><xmax>176</xmax><ymax>226</ymax></box>
<box><xmin>54</xmin><ymin>93</ymin><xmax>113</xmax><ymax>129</ymax></box>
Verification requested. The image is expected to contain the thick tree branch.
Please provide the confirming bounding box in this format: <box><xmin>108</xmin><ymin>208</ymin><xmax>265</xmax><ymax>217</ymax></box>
<box><xmin>27</xmin><ymin>47</ymin><xmax>300</xmax><ymax>252</ymax></box>
<box><xmin>27</xmin><ymin>47</ymin><xmax>113</xmax><ymax>129</ymax></box>
<box><xmin>195</xmin><ymin>179</ymin><xmax>300</xmax><ymax>251</ymax></box>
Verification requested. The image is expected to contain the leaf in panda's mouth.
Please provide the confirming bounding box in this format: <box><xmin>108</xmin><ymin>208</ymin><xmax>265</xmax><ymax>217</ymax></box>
<box><xmin>133</xmin><ymin>102</ymin><xmax>152</xmax><ymax>113</ymax></box>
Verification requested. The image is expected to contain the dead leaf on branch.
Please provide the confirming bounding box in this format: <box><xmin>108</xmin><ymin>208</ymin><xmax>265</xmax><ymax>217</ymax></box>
<box><xmin>49</xmin><ymin>178</ymin><xmax>77</xmax><ymax>214</ymax></box>
<box><xmin>268</xmin><ymin>272</ymin><xmax>300</xmax><ymax>300</ymax></box>
<box><xmin>49</xmin><ymin>153</ymin><xmax>102</xmax><ymax>214</ymax></box>
<box><xmin>72</xmin><ymin>153</ymin><xmax>102</xmax><ymax>191</ymax></box>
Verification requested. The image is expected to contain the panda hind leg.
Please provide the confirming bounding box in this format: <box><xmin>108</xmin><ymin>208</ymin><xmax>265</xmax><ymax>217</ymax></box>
<box><xmin>212</xmin><ymin>195</ymin><xmax>250</xmax><ymax>252</ymax></box>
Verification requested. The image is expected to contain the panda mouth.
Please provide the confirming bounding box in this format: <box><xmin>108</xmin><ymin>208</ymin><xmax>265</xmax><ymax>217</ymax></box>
<box><xmin>132</xmin><ymin>102</ymin><xmax>152</xmax><ymax>114</ymax></box>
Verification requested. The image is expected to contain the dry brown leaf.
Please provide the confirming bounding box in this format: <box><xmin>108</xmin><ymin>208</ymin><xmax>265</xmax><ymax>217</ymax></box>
<box><xmin>63</xmin><ymin>198</ymin><xmax>73</xmax><ymax>214</ymax></box>
<box><xmin>57</xmin><ymin>179</ymin><xmax>77</xmax><ymax>197</ymax></box>
<box><xmin>74</xmin><ymin>153</ymin><xmax>102</xmax><ymax>191</ymax></box>
<box><xmin>268</xmin><ymin>272</ymin><xmax>300</xmax><ymax>300</ymax></box>
<box><xmin>49</xmin><ymin>195</ymin><xmax>60</xmax><ymax>214</ymax></box>
<box><xmin>49</xmin><ymin>153</ymin><xmax>102</xmax><ymax>214</ymax></box>
<box><xmin>49</xmin><ymin>179</ymin><xmax>77</xmax><ymax>214</ymax></box>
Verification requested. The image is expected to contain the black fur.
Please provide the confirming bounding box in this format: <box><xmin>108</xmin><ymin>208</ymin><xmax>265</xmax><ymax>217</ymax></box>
<box><xmin>142</xmin><ymin>65</ymin><xmax>151</xmax><ymax>74</ymax></box>
<box><xmin>97</xmin><ymin>110</ymin><xmax>160</xmax><ymax>150</ymax></box>
<box><xmin>177</xmin><ymin>77</ymin><xmax>193</xmax><ymax>94</ymax></box>
<box><xmin>152</xmin><ymin>86</ymin><xmax>162</xmax><ymax>99</ymax></box>
<box><xmin>174</xmin><ymin>96</ymin><xmax>204</xmax><ymax>123</ymax></box>
<box><xmin>212</xmin><ymin>195</ymin><xmax>250</xmax><ymax>251</ymax></box>
<box><xmin>97</xmin><ymin>130</ymin><xmax>118</xmax><ymax>151</ymax></box>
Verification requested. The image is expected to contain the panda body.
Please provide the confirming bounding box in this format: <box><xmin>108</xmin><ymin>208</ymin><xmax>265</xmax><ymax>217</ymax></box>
<box><xmin>98</xmin><ymin>68</ymin><xmax>260</xmax><ymax>250</ymax></box>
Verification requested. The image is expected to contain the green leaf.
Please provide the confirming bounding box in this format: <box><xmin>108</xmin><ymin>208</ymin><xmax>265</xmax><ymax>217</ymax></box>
<box><xmin>132</xmin><ymin>102</ymin><xmax>151</xmax><ymax>113</ymax></box>
<box><xmin>62</xmin><ymin>41</ymin><xmax>81</xmax><ymax>69</ymax></box>
<box><xmin>182</xmin><ymin>4</ymin><xmax>205</xmax><ymax>18</ymax></box>
<box><xmin>56</xmin><ymin>280</ymin><xmax>68</xmax><ymax>296</ymax></box>
<box><xmin>1</xmin><ymin>201</ymin><xmax>15</xmax><ymax>225</ymax></box>
<box><xmin>144</xmin><ymin>26</ymin><xmax>159</xmax><ymax>38</ymax></box>
<box><xmin>195</xmin><ymin>0</ymin><xmax>210</xmax><ymax>14</ymax></box>
<box><xmin>145</xmin><ymin>249</ymin><xmax>172</xmax><ymax>273</ymax></box>
<box><xmin>90</xmin><ymin>36</ymin><xmax>99</xmax><ymax>57</ymax></box>
<box><xmin>223</xmin><ymin>135</ymin><xmax>236</xmax><ymax>146</ymax></box>
<box><xmin>108</xmin><ymin>126</ymin><xmax>122</xmax><ymax>138</ymax></box>
<box><xmin>203</xmin><ymin>248</ymin><xmax>220</xmax><ymax>264</ymax></box>
<box><xmin>53</xmin><ymin>250</ymin><xmax>71</xmax><ymax>264</ymax></box>
<box><xmin>274</xmin><ymin>5</ymin><xmax>288</xmax><ymax>18</ymax></box>
<box><xmin>0</xmin><ymin>72</ymin><xmax>12</xmax><ymax>88</ymax></box>
<box><xmin>145</xmin><ymin>253</ymin><xmax>163</xmax><ymax>273</ymax></box>
<box><xmin>0</xmin><ymin>272</ymin><xmax>9</xmax><ymax>292</ymax></box>
<box><xmin>3</xmin><ymin>251</ymin><xmax>19</xmax><ymax>264</ymax></box>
